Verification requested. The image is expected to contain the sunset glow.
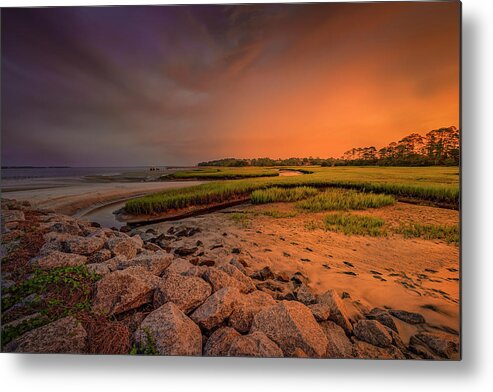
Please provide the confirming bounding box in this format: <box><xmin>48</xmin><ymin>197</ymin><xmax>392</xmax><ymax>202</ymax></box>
<box><xmin>1</xmin><ymin>2</ymin><xmax>460</xmax><ymax>166</ymax></box>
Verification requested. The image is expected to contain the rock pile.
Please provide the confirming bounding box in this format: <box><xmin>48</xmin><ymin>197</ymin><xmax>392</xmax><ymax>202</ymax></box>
<box><xmin>1</xmin><ymin>199</ymin><xmax>460</xmax><ymax>359</ymax></box>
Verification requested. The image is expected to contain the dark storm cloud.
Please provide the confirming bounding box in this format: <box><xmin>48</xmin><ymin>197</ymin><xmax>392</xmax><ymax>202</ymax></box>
<box><xmin>1</xmin><ymin>3</ymin><xmax>459</xmax><ymax>166</ymax></box>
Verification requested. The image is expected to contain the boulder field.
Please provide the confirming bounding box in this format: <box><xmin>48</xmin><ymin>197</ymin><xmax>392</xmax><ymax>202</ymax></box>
<box><xmin>1</xmin><ymin>199</ymin><xmax>459</xmax><ymax>359</ymax></box>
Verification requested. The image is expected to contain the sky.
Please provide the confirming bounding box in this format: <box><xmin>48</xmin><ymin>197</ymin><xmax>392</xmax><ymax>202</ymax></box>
<box><xmin>1</xmin><ymin>2</ymin><xmax>460</xmax><ymax>167</ymax></box>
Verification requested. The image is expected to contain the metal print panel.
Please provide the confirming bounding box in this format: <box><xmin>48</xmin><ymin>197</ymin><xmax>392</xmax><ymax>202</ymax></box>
<box><xmin>0</xmin><ymin>1</ymin><xmax>460</xmax><ymax>359</ymax></box>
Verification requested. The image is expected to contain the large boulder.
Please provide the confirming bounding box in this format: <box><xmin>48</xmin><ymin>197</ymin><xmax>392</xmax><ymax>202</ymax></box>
<box><xmin>190</xmin><ymin>287</ymin><xmax>241</xmax><ymax>331</ymax></box>
<box><xmin>218</xmin><ymin>264</ymin><xmax>256</xmax><ymax>293</ymax></box>
<box><xmin>63</xmin><ymin>235</ymin><xmax>105</xmax><ymax>255</ymax></box>
<box><xmin>92</xmin><ymin>267</ymin><xmax>158</xmax><ymax>315</ymax></box>
<box><xmin>251</xmin><ymin>300</ymin><xmax>328</xmax><ymax>358</ymax></box>
<box><xmin>154</xmin><ymin>271</ymin><xmax>212</xmax><ymax>314</ymax></box>
<box><xmin>296</xmin><ymin>283</ymin><xmax>317</xmax><ymax>305</ymax></box>
<box><xmin>88</xmin><ymin>248</ymin><xmax>113</xmax><ymax>264</ymax></box>
<box><xmin>229</xmin><ymin>290</ymin><xmax>276</xmax><ymax>333</ymax></box>
<box><xmin>167</xmin><ymin>258</ymin><xmax>202</xmax><ymax>276</ymax></box>
<box><xmin>4</xmin><ymin>316</ymin><xmax>87</xmax><ymax>353</ymax></box>
<box><xmin>366</xmin><ymin>308</ymin><xmax>398</xmax><ymax>332</ymax></box>
<box><xmin>353</xmin><ymin>319</ymin><xmax>393</xmax><ymax>348</ymax></box>
<box><xmin>114</xmin><ymin>253</ymin><xmax>173</xmax><ymax>276</ymax></box>
<box><xmin>106</xmin><ymin>236</ymin><xmax>138</xmax><ymax>260</ymax></box>
<box><xmin>409</xmin><ymin>332</ymin><xmax>459</xmax><ymax>359</ymax></box>
<box><xmin>204</xmin><ymin>326</ymin><xmax>241</xmax><ymax>356</ymax></box>
<box><xmin>318</xmin><ymin>289</ymin><xmax>353</xmax><ymax>336</ymax></box>
<box><xmin>308</xmin><ymin>303</ymin><xmax>331</xmax><ymax>322</ymax></box>
<box><xmin>134</xmin><ymin>302</ymin><xmax>202</xmax><ymax>356</ymax></box>
<box><xmin>319</xmin><ymin>320</ymin><xmax>353</xmax><ymax>358</ymax></box>
<box><xmin>389</xmin><ymin>309</ymin><xmax>425</xmax><ymax>324</ymax></box>
<box><xmin>202</xmin><ymin>267</ymin><xmax>249</xmax><ymax>293</ymax></box>
<box><xmin>33</xmin><ymin>251</ymin><xmax>87</xmax><ymax>270</ymax></box>
<box><xmin>227</xmin><ymin>332</ymin><xmax>283</xmax><ymax>357</ymax></box>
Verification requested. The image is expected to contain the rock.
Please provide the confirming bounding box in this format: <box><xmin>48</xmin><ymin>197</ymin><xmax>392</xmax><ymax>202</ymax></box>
<box><xmin>366</xmin><ymin>308</ymin><xmax>398</xmax><ymax>332</ymax></box>
<box><xmin>352</xmin><ymin>340</ymin><xmax>405</xmax><ymax>359</ymax></box>
<box><xmin>135</xmin><ymin>303</ymin><xmax>202</xmax><ymax>356</ymax></box>
<box><xmin>115</xmin><ymin>253</ymin><xmax>173</xmax><ymax>276</ymax></box>
<box><xmin>33</xmin><ymin>251</ymin><xmax>87</xmax><ymax>270</ymax></box>
<box><xmin>204</xmin><ymin>327</ymin><xmax>241</xmax><ymax>356</ymax></box>
<box><xmin>4</xmin><ymin>316</ymin><xmax>87</xmax><ymax>353</ymax></box>
<box><xmin>106</xmin><ymin>236</ymin><xmax>138</xmax><ymax>260</ymax></box>
<box><xmin>319</xmin><ymin>321</ymin><xmax>353</xmax><ymax>358</ymax></box>
<box><xmin>175</xmin><ymin>226</ymin><xmax>201</xmax><ymax>237</ymax></box>
<box><xmin>229</xmin><ymin>290</ymin><xmax>276</xmax><ymax>333</ymax></box>
<box><xmin>1</xmin><ymin>210</ymin><xmax>25</xmax><ymax>223</ymax></box>
<box><xmin>63</xmin><ymin>235</ymin><xmax>105</xmax><ymax>255</ymax></box>
<box><xmin>275</xmin><ymin>272</ymin><xmax>290</xmax><ymax>282</ymax></box>
<box><xmin>290</xmin><ymin>272</ymin><xmax>309</xmax><ymax>286</ymax></box>
<box><xmin>228</xmin><ymin>332</ymin><xmax>283</xmax><ymax>357</ymax></box>
<box><xmin>296</xmin><ymin>283</ymin><xmax>317</xmax><ymax>305</ymax></box>
<box><xmin>167</xmin><ymin>258</ymin><xmax>202</xmax><ymax>276</ymax></box>
<box><xmin>308</xmin><ymin>303</ymin><xmax>330</xmax><ymax>321</ymax></box>
<box><xmin>50</xmin><ymin>221</ymin><xmax>82</xmax><ymax>235</ymax></box>
<box><xmin>318</xmin><ymin>289</ymin><xmax>353</xmax><ymax>336</ymax></box>
<box><xmin>144</xmin><ymin>243</ymin><xmax>163</xmax><ymax>252</ymax></box>
<box><xmin>389</xmin><ymin>309</ymin><xmax>426</xmax><ymax>324</ymax></box>
<box><xmin>203</xmin><ymin>267</ymin><xmax>249</xmax><ymax>293</ymax></box>
<box><xmin>154</xmin><ymin>271</ymin><xmax>212</xmax><ymax>314</ymax></box>
<box><xmin>88</xmin><ymin>248</ymin><xmax>112</xmax><ymax>264</ymax></box>
<box><xmin>250</xmin><ymin>266</ymin><xmax>274</xmax><ymax>281</ymax></box>
<box><xmin>92</xmin><ymin>267</ymin><xmax>158</xmax><ymax>315</ymax></box>
<box><xmin>190</xmin><ymin>287</ymin><xmax>241</xmax><ymax>331</ymax></box>
<box><xmin>130</xmin><ymin>234</ymin><xmax>144</xmax><ymax>248</ymax></box>
<box><xmin>353</xmin><ymin>319</ymin><xmax>393</xmax><ymax>348</ymax></box>
<box><xmin>174</xmin><ymin>246</ymin><xmax>198</xmax><ymax>257</ymax></box>
<box><xmin>231</xmin><ymin>248</ymin><xmax>241</xmax><ymax>254</ymax></box>
<box><xmin>409</xmin><ymin>332</ymin><xmax>459</xmax><ymax>359</ymax></box>
<box><xmin>86</xmin><ymin>262</ymin><xmax>111</xmax><ymax>276</ymax></box>
<box><xmin>255</xmin><ymin>279</ymin><xmax>295</xmax><ymax>300</ymax></box>
<box><xmin>251</xmin><ymin>301</ymin><xmax>328</xmax><ymax>358</ymax></box>
<box><xmin>230</xmin><ymin>258</ymin><xmax>247</xmax><ymax>274</ymax></box>
<box><xmin>218</xmin><ymin>263</ymin><xmax>256</xmax><ymax>293</ymax></box>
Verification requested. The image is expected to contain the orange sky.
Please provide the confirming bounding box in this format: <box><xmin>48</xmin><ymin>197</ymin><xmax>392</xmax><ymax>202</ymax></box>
<box><xmin>2</xmin><ymin>2</ymin><xmax>460</xmax><ymax>166</ymax></box>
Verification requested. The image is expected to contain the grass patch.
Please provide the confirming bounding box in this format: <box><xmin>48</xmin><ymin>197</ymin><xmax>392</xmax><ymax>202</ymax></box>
<box><xmin>251</xmin><ymin>186</ymin><xmax>318</xmax><ymax>204</ymax></box>
<box><xmin>395</xmin><ymin>222</ymin><xmax>459</xmax><ymax>244</ymax></box>
<box><xmin>130</xmin><ymin>328</ymin><xmax>158</xmax><ymax>355</ymax></box>
<box><xmin>297</xmin><ymin>189</ymin><xmax>395</xmax><ymax>212</ymax></box>
<box><xmin>324</xmin><ymin>213</ymin><xmax>387</xmax><ymax>237</ymax></box>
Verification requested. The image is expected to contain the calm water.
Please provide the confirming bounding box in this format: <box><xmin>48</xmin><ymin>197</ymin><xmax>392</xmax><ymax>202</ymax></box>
<box><xmin>0</xmin><ymin>166</ymin><xmax>168</xmax><ymax>180</ymax></box>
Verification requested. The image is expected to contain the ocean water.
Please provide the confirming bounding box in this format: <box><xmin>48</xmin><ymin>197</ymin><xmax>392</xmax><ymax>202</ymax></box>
<box><xmin>1</xmin><ymin>166</ymin><xmax>167</xmax><ymax>180</ymax></box>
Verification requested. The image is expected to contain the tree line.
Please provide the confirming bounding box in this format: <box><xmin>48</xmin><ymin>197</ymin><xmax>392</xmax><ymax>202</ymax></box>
<box><xmin>197</xmin><ymin>126</ymin><xmax>460</xmax><ymax>167</ymax></box>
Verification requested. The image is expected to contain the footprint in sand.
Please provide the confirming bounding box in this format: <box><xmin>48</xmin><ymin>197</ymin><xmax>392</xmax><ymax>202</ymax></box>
<box><xmin>322</xmin><ymin>263</ymin><xmax>331</xmax><ymax>269</ymax></box>
<box><xmin>340</xmin><ymin>271</ymin><xmax>357</xmax><ymax>276</ymax></box>
<box><xmin>369</xmin><ymin>270</ymin><xmax>382</xmax><ymax>275</ymax></box>
<box><xmin>372</xmin><ymin>275</ymin><xmax>387</xmax><ymax>281</ymax></box>
<box><xmin>301</xmin><ymin>258</ymin><xmax>311</xmax><ymax>263</ymax></box>
<box><xmin>343</xmin><ymin>261</ymin><xmax>354</xmax><ymax>268</ymax></box>
<box><xmin>425</xmin><ymin>268</ymin><xmax>438</xmax><ymax>273</ymax></box>
<box><xmin>447</xmin><ymin>267</ymin><xmax>458</xmax><ymax>272</ymax></box>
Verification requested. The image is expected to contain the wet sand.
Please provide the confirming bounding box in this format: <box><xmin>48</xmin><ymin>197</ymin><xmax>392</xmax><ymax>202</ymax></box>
<box><xmin>1</xmin><ymin>181</ymin><xmax>203</xmax><ymax>217</ymax></box>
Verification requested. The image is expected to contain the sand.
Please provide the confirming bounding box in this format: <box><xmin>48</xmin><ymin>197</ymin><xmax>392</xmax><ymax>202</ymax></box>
<box><xmin>143</xmin><ymin>201</ymin><xmax>460</xmax><ymax>343</ymax></box>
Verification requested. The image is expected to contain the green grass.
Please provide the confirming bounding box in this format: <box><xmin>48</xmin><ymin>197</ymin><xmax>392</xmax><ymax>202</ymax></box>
<box><xmin>395</xmin><ymin>222</ymin><xmax>459</xmax><ymax>244</ymax></box>
<box><xmin>251</xmin><ymin>186</ymin><xmax>318</xmax><ymax>204</ymax></box>
<box><xmin>228</xmin><ymin>212</ymin><xmax>252</xmax><ymax>228</ymax></box>
<box><xmin>324</xmin><ymin>213</ymin><xmax>387</xmax><ymax>237</ymax></box>
<box><xmin>297</xmin><ymin>189</ymin><xmax>395</xmax><ymax>212</ymax></box>
<box><xmin>162</xmin><ymin>167</ymin><xmax>280</xmax><ymax>180</ymax></box>
<box><xmin>125</xmin><ymin>166</ymin><xmax>459</xmax><ymax>215</ymax></box>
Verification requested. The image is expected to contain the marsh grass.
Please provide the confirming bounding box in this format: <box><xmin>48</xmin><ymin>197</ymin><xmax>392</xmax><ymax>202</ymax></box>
<box><xmin>163</xmin><ymin>167</ymin><xmax>279</xmax><ymax>180</ymax></box>
<box><xmin>297</xmin><ymin>189</ymin><xmax>395</xmax><ymax>212</ymax></box>
<box><xmin>228</xmin><ymin>212</ymin><xmax>252</xmax><ymax>228</ymax></box>
<box><xmin>251</xmin><ymin>186</ymin><xmax>318</xmax><ymax>204</ymax></box>
<box><xmin>125</xmin><ymin>166</ymin><xmax>459</xmax><ymax>214</ymax></box>
<box><xmin>324</xmin><ymin>213</ymin><xmax>387</xmax><ymax>237</ymax></box>
<box><xmin>395</xmin><ymin>222</ymin><xmax>459</xmax><ymax>244</ymax></box>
